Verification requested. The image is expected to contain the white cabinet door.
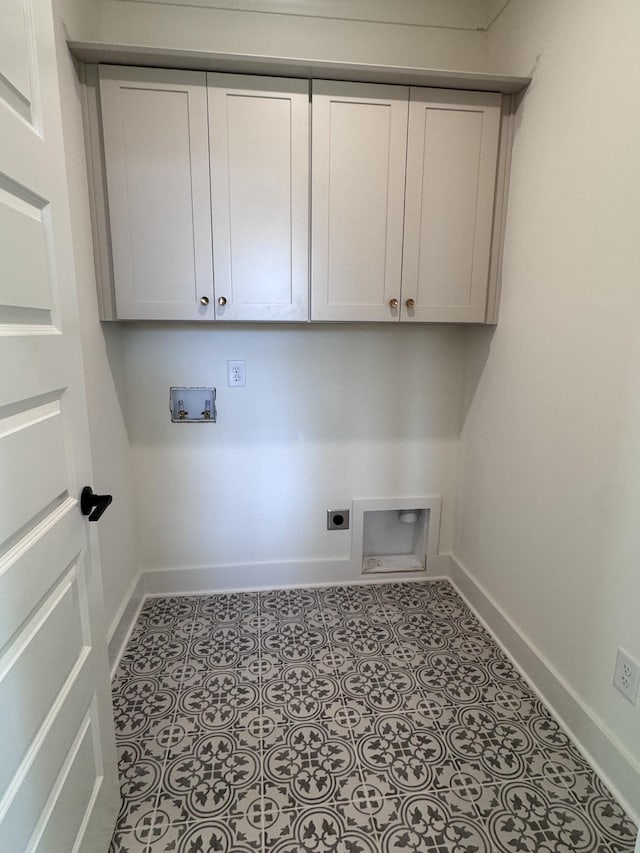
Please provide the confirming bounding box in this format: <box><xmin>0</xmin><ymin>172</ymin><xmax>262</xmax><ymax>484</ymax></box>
<box><xmin>99</xmin><ymin>66</ymin><xmax>214</xmax><ymax>320</ymax></box>
<box><xmin>311</xmin><ymin>81</ymin><xmax>409</xmax><ymax>322</ymax></box>
<box><xmin>401</xmin><ymin>88</ymin><xmax>501</xmax><ymax>323</ymax></box>
<box><xmin>208</xmin><ymin>74</ymin><xmax>309</xmax><ymax>322</ymax></box>
<box><xmin>0</xmin><ymin>0</ymin><xmax>119</xmax><ymax>849</ymax></box>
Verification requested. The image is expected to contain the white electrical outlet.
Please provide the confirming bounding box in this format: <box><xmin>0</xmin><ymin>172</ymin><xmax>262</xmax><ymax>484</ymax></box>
<box><xmin>227</xmin><ymin>360</ymin><xmax>246</xmax><ymax>388</ymax></box>
<box><xmin>613</xmin><ymin>648</ymin><xmax>640</xmax><ymax>704</ymax></box>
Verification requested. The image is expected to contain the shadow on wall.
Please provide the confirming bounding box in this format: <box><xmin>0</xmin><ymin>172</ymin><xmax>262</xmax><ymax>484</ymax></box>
<box><xmin>105</xmin><ymin>321</ymin><xmax>468</xmax><ymax>447</ymax></box>
<box><xmin>459</xmin><ymin>324</ymin><xmax>496</xmax><ymax>429</ymax></box>
<box><xmin>103</xmin><ymin>322</ymin><xmax>131</xmax><ymax>439</ymax></box>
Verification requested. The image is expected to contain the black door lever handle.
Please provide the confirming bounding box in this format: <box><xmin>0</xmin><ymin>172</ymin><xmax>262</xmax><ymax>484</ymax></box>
<box><xmin>81</xmin><ymin>486</ymin><xmax>113</xmax><ymax>522</ymax></box>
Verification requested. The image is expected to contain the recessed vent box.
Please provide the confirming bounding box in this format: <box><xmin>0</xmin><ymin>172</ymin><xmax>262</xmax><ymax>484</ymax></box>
<box><xmin>352</xmin><ymin>497</ymin><xmax>441</xmax><ymax>575</ymax></box>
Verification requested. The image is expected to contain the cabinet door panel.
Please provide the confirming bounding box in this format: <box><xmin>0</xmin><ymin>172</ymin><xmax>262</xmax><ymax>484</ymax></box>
<box><xmin>208</xmin><ymin>74</ymin><xmax>309</xmax><ymax>321</ymax></box>
<box><xmin>311</xmin><ymin>81</ymin><xmax>408</xmax><ymax>322</ymax></box>
<box><xmin>99</xmin><ymin>66</ymin><xmax>213</xmax><ymax>320</ymax></box>
<box><xmin>402</xmin><ymin>88</ymin><xmax>501</xmax><ymax>323</ymax></box>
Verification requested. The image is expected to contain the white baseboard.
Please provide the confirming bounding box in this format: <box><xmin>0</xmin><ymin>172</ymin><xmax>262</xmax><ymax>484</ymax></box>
<box><xmin>449</xmin><ymin>554</ymin><xmax>640</xmax><ymax>822</ymax></box>
<box><xmin>142</xmin><ymin>553</ymin><xmax>452</xmax><ymax>597</ymax></box>
<box><xmin>107</xmin><ymin>571</ymin><xmax>144</xmax><ymax>676</ymax></box>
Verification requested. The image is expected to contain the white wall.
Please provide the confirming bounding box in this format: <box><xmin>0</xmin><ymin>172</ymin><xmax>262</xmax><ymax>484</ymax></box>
<box><xmin>88</xmin><ymin>0</ymin><xmax>482</xmax><ymax>591</ymax></box>
<box><xmin>53</xmin><ymin>0</ymin><xmax>141</xmax><ymax>643</ymax></box>
<box><xmin>456</xmin><ymin>0</ymin><xmax>640</xmax><ymax>800</ymax></box>
<box><xmin>97</xmin><ymin>0</ymin><xmax>487</xmax><ymax>70</ymax></box>
<box><xmin>122</xmin><ymin>323</ymin><xmax>464</xmax><ymax>583</ymax></box>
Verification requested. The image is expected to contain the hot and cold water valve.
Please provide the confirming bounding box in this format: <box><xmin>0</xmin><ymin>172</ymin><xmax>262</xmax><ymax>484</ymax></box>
<box><xmin>170</xmin><ymin>387</ymin><xmax>217</xmax><ymax>423</ymax></box>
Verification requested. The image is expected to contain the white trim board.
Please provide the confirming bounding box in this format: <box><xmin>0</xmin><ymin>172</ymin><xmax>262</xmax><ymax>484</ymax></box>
<box><xmin>67</xmin><ymin>42</ymin><xmax>530</xmax><ymax>94</ymax></box>
<box><xmin>449</xmin><ymin>554</ymin><xmax>640</xmax><ymax>822</ymax></box>
<box><xmin>141</xmin><ymin>554</ymin><xmax>452</xmax><ymax>597</ymax></box>
<box><xmin>107</xmin><ymin>571</ymin><xmax>144</xmax><ymax>677</ymax></box>
<box><xmin>143</xmin><ymin>572</ymin><xmax>452</xmax><ymax>600</ymax></box>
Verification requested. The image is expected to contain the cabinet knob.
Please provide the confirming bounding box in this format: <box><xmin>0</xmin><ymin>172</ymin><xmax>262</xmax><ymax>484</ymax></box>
<box><xmin>405</xmin><ymin>298</ymin><xmax>415</xmax><ymax>309</ymax></box>
<box><xmin>200</xmin><ymin>296</ymin><xmax>210</xmax><ymax>306</ymax></box>
<box><xmin>218</xmin><ymin>296</ymin><xmax>227</xmax><ymax>307</ymax></box>
<box><xmin>389</xmin><ymin>298</ymin><xmax>399</xmax><ymax>309</ymax></box>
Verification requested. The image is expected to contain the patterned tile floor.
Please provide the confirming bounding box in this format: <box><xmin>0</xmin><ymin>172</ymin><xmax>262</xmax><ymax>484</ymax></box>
<box><xmin>109</xmin><ymin>580</ymin><xmax>637</xmax><ymax>852</ymax></box>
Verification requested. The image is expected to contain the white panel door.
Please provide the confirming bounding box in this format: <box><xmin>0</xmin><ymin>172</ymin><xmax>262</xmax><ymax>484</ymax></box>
<box><xmin>99</xmin><ymin>66</ymin><xmax>214</xmax><ymax>320</ymax></box>
<box><xmin>311</xmin><ymin>81</ymin><xmax>409</xmax><ymax>322</ymax></box>
<box><xmin>208</xmin><ymin>74</ymin><xmax>309</xmax><ymax>321</ymax></box>
<box><xmin>402</xmin><ymin>88</ymin><xmax>501</xmax><ymax>323</ymax></box>
<box><xmin>0</xmin><ymin>1</ymin><xmax>119</xmax><ymax>851</ymax></box>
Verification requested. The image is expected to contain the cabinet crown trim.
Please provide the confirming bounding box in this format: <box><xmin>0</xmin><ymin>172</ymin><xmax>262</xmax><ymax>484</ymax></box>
<box><xmin>68</xmin><ymin>41</ymin><xmax>530</xmax><ymax>94</ymax></box>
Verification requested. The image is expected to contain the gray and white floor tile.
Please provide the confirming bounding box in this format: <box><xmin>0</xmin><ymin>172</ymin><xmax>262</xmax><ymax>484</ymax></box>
<box><xmin>110</xmin><ymin>580</ymin><xmax>638</xmax><ymax>852</ymax></box>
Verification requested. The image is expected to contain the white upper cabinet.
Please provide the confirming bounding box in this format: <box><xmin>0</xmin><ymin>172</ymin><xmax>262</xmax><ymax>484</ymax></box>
<box><xmin>100</xmin><ymin>67</ymin><xmax>309</xmax><ymax>322</ymax></box>
<box><xmin>96</xmin><ymin>67</ymin><xmax>507</xmax><ymax>324</ymax></box>
<box><xmin>401</xmin><ymin>88</ymin><xmax>501</xmax><ymax>323</ymax></box>
<box><xmin>311</xmin><ymin>81</ymin><xmax>409</xmax><ymax>322</ymax></box>
<box><xmin>311</xmin><ymin>81</ymin><xmax>502</xmax><ymax>323</ymax></box>
<box><xmin>208</xmin><ymin>75</ymin><xmax>310</xmax><ymax>322</ymax></box>
<box><xmin>99</xmin><ymin>66</ymin><xmax>214</xmax><ymax>320</ymax></box>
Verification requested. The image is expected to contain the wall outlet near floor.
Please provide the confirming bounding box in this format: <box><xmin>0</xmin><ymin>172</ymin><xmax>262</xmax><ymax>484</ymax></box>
<box><xmin>613</xmin><ymin>648</ymin><xmax>640</xmax><ymax>704</ymax></box>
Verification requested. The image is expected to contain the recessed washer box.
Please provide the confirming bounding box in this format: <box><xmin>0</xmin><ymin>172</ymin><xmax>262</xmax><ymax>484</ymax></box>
<box><xmin>170</xmin><ymin>387</ymin><xmax>216</xmax><ymax>423</ymax></box>
<box><xmin>352</xmin><ymin>497</ymin><xmax>441</xmax><ymax>575</ymax></box>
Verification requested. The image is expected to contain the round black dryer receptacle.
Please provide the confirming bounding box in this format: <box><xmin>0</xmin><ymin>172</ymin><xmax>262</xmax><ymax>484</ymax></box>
<box><xmin>327</xmin><ymin>509</ymin><xmax>350</xmax><ymax>530</ymax></box>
